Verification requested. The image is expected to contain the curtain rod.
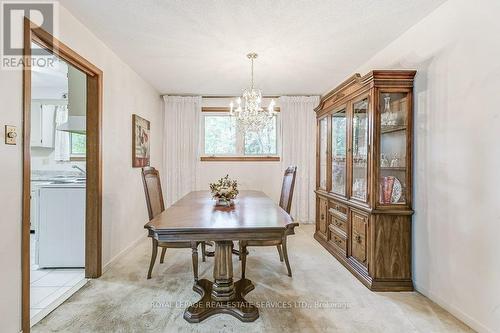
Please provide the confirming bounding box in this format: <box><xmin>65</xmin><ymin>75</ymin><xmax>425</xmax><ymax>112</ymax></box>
<box><xmin>160</xmin><ymin>94</ymin><xmax>317</xmax><ymax>98</ymax></box>
<box><xmin>202</xmin><ymin>95</ymin><xmax>281</xmax><ymax>99</ymax></box>
<box><xmin>160</xmin><ymin>94</ymin><xmax>280</xmax><ymax>98</ymax></box>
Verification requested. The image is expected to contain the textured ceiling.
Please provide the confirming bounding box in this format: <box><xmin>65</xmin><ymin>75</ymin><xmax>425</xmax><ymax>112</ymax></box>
<box><xmin>59</xmin><ymin>0</ymin><xmax>445</xmax><ymax>95</ymax></box>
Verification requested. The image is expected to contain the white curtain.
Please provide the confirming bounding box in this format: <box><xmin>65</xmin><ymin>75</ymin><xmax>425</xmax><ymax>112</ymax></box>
<box><xmin>280</xmin><ymin>96</ymin><xmax>320</xmax><ymax>223</ymax></box>
<box><xmin>162</xmin><ymin>96</ymin><xmax>201</xmax><ymax>207</ymax></box>
<box><xmin>53</xmin><ymin>105</ymin><xmax>70</xmax><ymax>162</ymax></box>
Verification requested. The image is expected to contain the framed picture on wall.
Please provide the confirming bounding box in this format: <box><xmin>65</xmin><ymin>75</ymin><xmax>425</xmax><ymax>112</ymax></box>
<box><xmin>132</xmin><ymin>114</ymin><xmax>150</xmax><ymax>167</ymax></box>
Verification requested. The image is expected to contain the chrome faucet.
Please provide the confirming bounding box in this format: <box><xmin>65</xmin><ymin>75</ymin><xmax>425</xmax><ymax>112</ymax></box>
<box><xmin>72</xmin><ymin>165</ymin><xmax>86</xmax><ymax>175</ymax></box>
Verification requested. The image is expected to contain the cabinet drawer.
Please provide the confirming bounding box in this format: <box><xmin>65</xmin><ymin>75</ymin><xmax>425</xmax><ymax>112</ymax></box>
<box><xmin>350</xmin><ymin>211</ymin><xmax>368</xmax><ymax>267</ymax></box>
<box><xmin>329</xmin><ymin>225</ymin><xmax>347</xmax><ymax>254</ymax></box>
<box><xmin>316</xmin><ymin>197</ymin><xmax>329</xmax><ymax>239</ymax></box>
<box><xmin>329</xmin><ymin>200</ymin><xmax>348</xmax><ymax>220</ymax></box>
<box><xmin>330</xmin><ymin>215</ymin><xmax>347</xmax><ymax>234</ymax></box>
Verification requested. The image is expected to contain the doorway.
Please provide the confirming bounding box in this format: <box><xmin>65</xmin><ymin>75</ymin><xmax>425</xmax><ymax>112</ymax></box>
<box><xmin>22</xmin><ymin>18</ymin><xmax>102</xmax><ymax>332</ymax></box>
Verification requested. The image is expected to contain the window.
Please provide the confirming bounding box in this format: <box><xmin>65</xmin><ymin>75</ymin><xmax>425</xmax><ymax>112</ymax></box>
<box><xmin>204</xmin><ymin>115</ymin><xmax>237</xmax><ymax>155</ymax></box>
<box><xmin>202</xmin><ymin>113</ymin><xmax>279</xmax><ymax>160</ymax></box>
<box><xmin>70</xmin><ymin>133</ymin><xmax>86</xmax><ymax>157</ymax></box>
<box><xmin>244</xmin><ymin>116</ymin><xmax>277</xmax><ymax>155</ymax></box>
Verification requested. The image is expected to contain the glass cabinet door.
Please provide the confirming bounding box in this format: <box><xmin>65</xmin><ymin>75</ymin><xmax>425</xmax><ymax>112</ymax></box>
<box><xmin>351</xmin><ymin>98</ymin><xmax>369</xmax><ymax>201</ymax></box>
<box><xmin>331</xmin><ymin>109</ymin><xmax>347</xmax><ymax>196</ymax></box>
<box><xmin>318</xmin><ymin>117</ymin><xmax>328</xmax><ymax>190</ymax></box>
<box><xmin>378</xmin><ymin>92</ymin><xmax>408</xmax><ymax>205</ymax></box>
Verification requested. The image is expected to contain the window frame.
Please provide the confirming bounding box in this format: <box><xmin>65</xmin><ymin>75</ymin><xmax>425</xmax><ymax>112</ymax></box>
<box><xmin>69</xmin><ymin>132</ymin><xmax>86</xmax><ymax>161</ymax></box>
<box><xmin>200</xmin><ymin>110</ymin><xmax>281</xmax><ymax>162</ymax></box>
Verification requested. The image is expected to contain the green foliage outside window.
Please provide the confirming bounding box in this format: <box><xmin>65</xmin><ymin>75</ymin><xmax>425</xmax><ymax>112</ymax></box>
<box><xmin>204</xmin><ymin>115</ymin><xmax>278</xmax><ymax>156</ymax></box>
<box><xmin>71</xmin><ymin>133</ymin><xmax>86</xmax><ymax>155</ymax></box>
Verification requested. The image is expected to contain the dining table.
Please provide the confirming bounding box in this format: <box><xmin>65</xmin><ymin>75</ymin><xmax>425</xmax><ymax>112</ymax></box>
<box><xmin>144</xmin><ymin>190</ymin><xmax>298</xmax><ymax>323</ymax></box>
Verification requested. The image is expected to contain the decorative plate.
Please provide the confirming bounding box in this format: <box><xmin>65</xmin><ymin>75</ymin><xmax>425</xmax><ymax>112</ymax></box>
<box><xmin>391</xmin><ymin>177</ymin><xmax>402</xmax><ymax>203</ymax></box>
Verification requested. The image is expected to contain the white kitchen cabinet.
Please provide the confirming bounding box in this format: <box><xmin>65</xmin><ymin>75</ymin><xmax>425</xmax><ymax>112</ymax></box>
<box><xmin>30</xmin><ymin>103</ymin><xmax>42</xmax><ymax>147</ymax></box>
<box><xmin>38</xmin><ymin>186</ymin><xmax>85</xmax><ymax>268</ymax></box>
<box><xmin>31</xmin><ymin>102</ymin><xmax>56</xmax><ymax>148</ymax></box>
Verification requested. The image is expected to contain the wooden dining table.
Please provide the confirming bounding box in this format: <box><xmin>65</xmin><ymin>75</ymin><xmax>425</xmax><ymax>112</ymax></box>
<box><xmin>144</xmin><ymin>190</ymin><xmax>298</xmax><ymax>323</ymax></box>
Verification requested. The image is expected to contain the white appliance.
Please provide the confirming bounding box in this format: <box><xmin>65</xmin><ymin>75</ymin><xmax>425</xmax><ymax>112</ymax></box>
<box><xmin>38</xmin><ymin>186</ymin><xmax>85</xmax><ymax>268</ymax></box>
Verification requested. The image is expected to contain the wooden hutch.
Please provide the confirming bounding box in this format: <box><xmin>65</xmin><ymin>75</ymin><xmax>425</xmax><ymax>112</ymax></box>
<box><xmin>314</xmin><ymin>70</ymin><xmax>416</xmax><ymax>291</ymax></box>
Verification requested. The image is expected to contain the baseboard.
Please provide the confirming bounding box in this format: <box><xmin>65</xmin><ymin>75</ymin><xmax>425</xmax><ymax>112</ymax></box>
<box><xmin>30</xmin><ymin>278</ymin><xmax>88</xmax><ymax>327</ymax></box>
<box><xmin>102</xmin><ymin>233</ymin><xmax>146</xmax><ymax>273</ymax></box>
<box><xmin>414</xmin><ymin>283</ymin><xmax>494</xmax><ymax>333</ymax></box>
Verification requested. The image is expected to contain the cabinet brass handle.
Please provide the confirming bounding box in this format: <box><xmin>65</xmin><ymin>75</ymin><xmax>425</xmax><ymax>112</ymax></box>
<box><xmin>354</xmin><ymin>235</ymin><xmax>362</xmax><ymax>243</ymax></box>
<box><xmin>320</xmin><ymin>213</ymin><xmax>325</xmax><ymax>220</ymax></box>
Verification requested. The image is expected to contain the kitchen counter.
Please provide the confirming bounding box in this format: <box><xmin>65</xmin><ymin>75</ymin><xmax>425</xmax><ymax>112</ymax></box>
<box><xmin>36</xmin><ymin>182</ymin><xmax>86</xmax><ymax>188</ymax></box>
<box><xmin>32</xmin><ymin>177</ymin><xmax>86</xmax><ymax>188</ymax></box>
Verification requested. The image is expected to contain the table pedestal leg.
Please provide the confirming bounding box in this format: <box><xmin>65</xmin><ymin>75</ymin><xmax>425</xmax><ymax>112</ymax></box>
<box><xmin>212</xmin><ymin>241</ymin><xmax>235</xmax><ymax>301</ymax></box>
<box><xmin>183</xmin><ymin>240</ymin><xmax>259</xmax><ymax>323</ymax></box>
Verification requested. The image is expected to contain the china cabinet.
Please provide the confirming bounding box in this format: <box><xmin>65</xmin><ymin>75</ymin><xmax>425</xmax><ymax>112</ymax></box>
<box><xmin>314</xmin><ymin>70</ymin><xmax>416</xmax><ymax>291</ymax></box>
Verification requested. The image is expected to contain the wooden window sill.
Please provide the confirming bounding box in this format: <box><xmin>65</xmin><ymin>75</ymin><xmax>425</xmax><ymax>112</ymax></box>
<box><xmin>200</xmin><ymin>156</ymin><xmax>280</xmax><ymax>162</ymax></box>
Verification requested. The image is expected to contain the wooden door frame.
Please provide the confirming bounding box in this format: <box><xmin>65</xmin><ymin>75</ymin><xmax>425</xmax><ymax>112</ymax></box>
<box><xmin>22</xmin><ymin>18</ymin><xmax>102</xmax><ymax>332</ymax></box>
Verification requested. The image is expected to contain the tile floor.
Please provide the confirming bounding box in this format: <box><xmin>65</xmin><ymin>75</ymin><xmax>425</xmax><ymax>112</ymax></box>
<box><xmin>30</xmin><ymin>268</ymin><xmax>86</xmax><ymax>319</ymax></box>
<box><xmin>30</xmin><ymin>234</ymin><xmax>85</xmax><ymax>322</ymax></box>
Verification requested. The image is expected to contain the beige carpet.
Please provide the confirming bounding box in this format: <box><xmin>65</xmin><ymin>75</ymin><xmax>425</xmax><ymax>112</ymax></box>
<box><xmin>33</xmin><ymin>225</ymin><xmax>473</xmax><ymax>333</ymax></box>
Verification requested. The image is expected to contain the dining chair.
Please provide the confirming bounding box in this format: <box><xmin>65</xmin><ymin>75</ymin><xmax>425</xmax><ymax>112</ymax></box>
<box><xmin>240</xmin><ymin>166</ymin><xmax>297</xmax><ymax>277</ymax></box>
<box><xmin>142</xmin><ymin>167</ymin><xmax>207</xmax><ymax>280</ymax></box>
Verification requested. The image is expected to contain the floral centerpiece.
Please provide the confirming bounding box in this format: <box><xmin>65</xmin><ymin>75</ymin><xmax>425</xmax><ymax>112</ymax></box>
<box><xmin>209</xmin><ymin>175</ymin><xmax>239</xmax><ymax>206</ymax></box>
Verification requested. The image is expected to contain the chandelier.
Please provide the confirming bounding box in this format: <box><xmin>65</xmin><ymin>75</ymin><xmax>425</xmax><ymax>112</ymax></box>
<box><xmin>230</xmin><ymin>53</ymin><xmax>276</xmax><ymax>132</ymax></box>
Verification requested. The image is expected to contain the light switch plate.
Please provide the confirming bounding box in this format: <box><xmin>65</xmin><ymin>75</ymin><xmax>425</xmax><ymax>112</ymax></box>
<box><xmin>5</xmin><ymin>125</ymin><xmax>17</xmax><ymax>145</ymax></box>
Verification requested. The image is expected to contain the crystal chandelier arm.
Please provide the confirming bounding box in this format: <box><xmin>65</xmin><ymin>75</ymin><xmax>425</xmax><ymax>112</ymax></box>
<box><xmin>250</xmin><ymin>56</ymin><xmax>254</xmax><ymax>89</ymax></box>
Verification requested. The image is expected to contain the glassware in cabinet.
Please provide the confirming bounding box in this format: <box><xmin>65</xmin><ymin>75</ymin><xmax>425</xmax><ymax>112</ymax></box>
<box><xmin>378</xmin><ymin>92</ymin><xmax>408</xmax><ymax>205</ymax></box>
<box><xmin>351</xmin><ymin>98</ymin><xmax>369</xmax><ymax>201</ymax></box>
<box><xmin>331</xmin><ymin>109</ymin><xmax>347</xmax><ymax>196</ymax></box>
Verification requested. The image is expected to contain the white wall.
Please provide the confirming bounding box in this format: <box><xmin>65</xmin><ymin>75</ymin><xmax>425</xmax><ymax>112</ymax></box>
<box><xmin>0</xmin><ymin>5</ymin><xmax>162</xmax><ymax>332</ymax></box>
<box><xmin>355</xmin><ymin>1</ymin><xmax>500</xmax><ymax>332</ymax></box>
<box><xmin>198</xmin><ymin>98</ymin><xmax>283</xmax><ymax>201</ymax></box>
<box><xmin>31</xmin><ymin>148</ymin><xmax>85</xmax><ymax>172</ymax></box>
<box><xmin>68</xmin><ymin>66</ymin><xmax>86</xmax><ymax>116</ymax></box>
